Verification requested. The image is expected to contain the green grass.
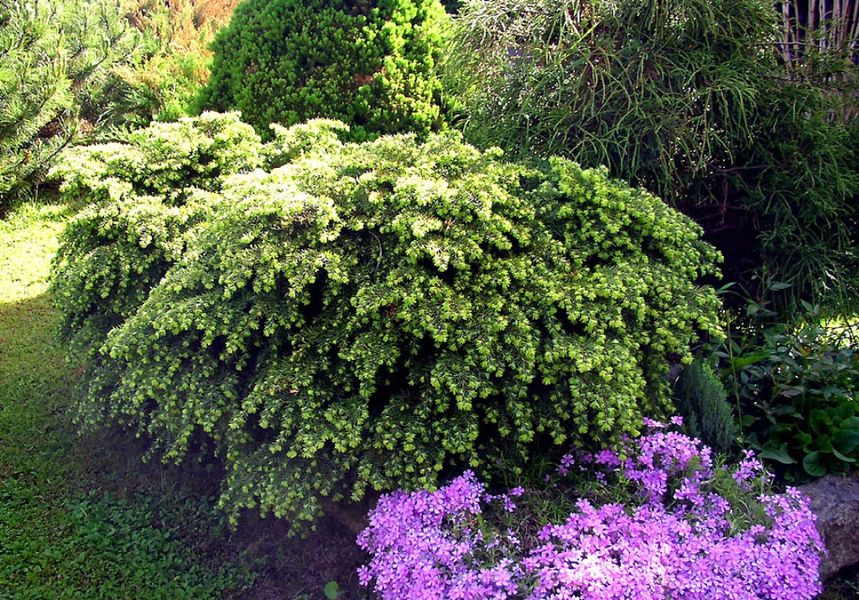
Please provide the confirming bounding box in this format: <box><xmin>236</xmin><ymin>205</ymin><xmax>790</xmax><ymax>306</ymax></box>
<box><xmin>0</xmin><ymin>201</ymin><xmax>257</xmax><ymax>599</ymax></box>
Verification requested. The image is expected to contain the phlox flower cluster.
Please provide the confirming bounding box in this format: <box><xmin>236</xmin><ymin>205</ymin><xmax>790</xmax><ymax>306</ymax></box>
<box><xmin>358</xmin><ymin>418</ymin><xmax>824</xmax><ymax>599</ymax></box>
<box><xmin>356</xmin><ymin>471</ymin><xmax>521</xmax><ymax>599</ymax></box>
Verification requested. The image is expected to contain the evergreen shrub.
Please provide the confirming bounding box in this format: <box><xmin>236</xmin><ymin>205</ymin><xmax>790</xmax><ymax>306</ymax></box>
<box><xmin>0</xmin><ymin>0</ymin><xmax>142</xmax><ymax>207</ymax></box>
<box><xmin>197</xmin><ymin>0</ymin><xmax>449</xmax><ymax>140</ymax></box>
<box><xmin>52</xmin><ymin>115</ymin><xmax>721</xmax><ymax>527</ymax></box>
<box><xmin>50</xmin><ymin>112</ymin><xmax>264</xmax><ymax>355</ymax></box>
<box><xmin>674</xmin><ymin>358</ymin><xmax>736</xmax><ymax>454</ymax></box>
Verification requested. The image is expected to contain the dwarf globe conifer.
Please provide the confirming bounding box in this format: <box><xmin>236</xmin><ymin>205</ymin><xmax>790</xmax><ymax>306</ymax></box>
<box><xmin>197</xmin><ymin>0</ymin><xmax>449</xmax><ymax>140</ymax></box>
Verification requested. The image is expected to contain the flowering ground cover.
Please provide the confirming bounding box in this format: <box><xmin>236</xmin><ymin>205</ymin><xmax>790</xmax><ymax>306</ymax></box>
<box><xmin>358</xmin><ymin>419</ymin><xmax>824</xmax><ymax>599</ymax></box>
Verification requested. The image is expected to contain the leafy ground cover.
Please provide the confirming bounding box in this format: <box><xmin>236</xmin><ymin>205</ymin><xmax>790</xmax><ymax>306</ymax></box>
<box><xmin>0</xmin><ymin>201</ymin><xmax>256</xmax><ymax>597</ymax></box>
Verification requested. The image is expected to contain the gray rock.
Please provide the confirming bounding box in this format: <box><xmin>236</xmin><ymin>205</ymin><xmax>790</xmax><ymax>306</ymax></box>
<box><xmin>800</xmin><ymin>474</ymin><xmax>859</xmax><ymax>579</ymax></box>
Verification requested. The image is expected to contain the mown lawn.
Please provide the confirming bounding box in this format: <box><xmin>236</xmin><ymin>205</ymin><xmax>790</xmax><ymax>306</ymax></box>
<box><xmin>0</xmin><ymin>201</ymin><xmax>257</xmax><ymax>599</ymax></box>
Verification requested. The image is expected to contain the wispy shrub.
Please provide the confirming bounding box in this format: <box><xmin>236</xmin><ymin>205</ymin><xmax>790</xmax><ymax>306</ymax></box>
<box><xmin>447</xmin><ymin>0</ymin><xmax>859</xmax><ymax>313</ymax></box>
<box><xmin>727</xmin><ymin>76</ymin><xmax>859</xmax><ymax>313</ymax></box>
<box><xmin>446</xmin><ymin>0</ymin><xmax>774</xmax><ymax>202</ymax></box>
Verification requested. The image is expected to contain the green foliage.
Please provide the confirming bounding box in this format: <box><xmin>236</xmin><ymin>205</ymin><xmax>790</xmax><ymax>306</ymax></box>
<box><xmin>49</xmin><ymin>112</ymin><xmax>263</xmax><ymax>355</ymax></box>
<box><xmin>718</xmin><ymin>303</ymin><xmax>859</xmax><ymax>479</ymax></box>
<box><xmin>728</xmin><ymin>76</ymin><xmax>859</xmax><ymax>314</ymax></box>
<box><xmin>197</xmin><ymin>0</ymin><xmax>449</xmax><ymax>140</ymax></box>
<box><xmin>52</xmin><ymin>115</ymin><xmax>720</xmax><ymax>529</ymax></box>
<box><xmin>447</xmin><ymin>0</ymin><xmax>859</xmax><ymax>314</ymax></box>
<box><xmin>674</xmin><ymin>358</ymin><xmax>737</xmax><ymax>454</ymax></box>
<box><xmin>0</xmin><ymin>0</ymin><xmax>143</xmax><ymax>208</ymax></box>
<box><xmin>446</xmin><ymin>0</ymin><xmax>774</xmax><ymax>202</ymax></box>
<box><xmin>323</xmin><ymin>580</ymin><xmax>341</xmax><ymax>600</ymax></box>
<box><xmin>102</xmin><ymin>0</ymin><xmax>240</xmax><ymax>128</ymax></box>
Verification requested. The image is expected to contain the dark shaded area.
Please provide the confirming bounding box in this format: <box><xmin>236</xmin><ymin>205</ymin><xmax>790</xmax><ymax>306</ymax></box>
<box><xmin>74</xmin><ymin>425</ymin><xmax>369</xmax><ymax>599</ymax></box>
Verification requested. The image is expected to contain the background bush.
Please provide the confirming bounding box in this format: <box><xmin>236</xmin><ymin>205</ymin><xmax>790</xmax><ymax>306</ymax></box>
<box><xmin>446</xmin><ymin>0</ymin><xmax>774</xmax><ymax>202</ymax></box>
<box><xmin>0</xmin><ymin>0</ymin><xmax>142</xmax><ymax>208</ymax></box>
<box><xmin>726</xmin><ymin>74</ymin><xmax>859</xmax><ymax>314</ymax></box>
<box><xmin>52</xmin><ymin>115</ymin><xmax>721</xmax><ymax>528</ymax></box>
<box><xmin>717</xmin><ymin>302</ymin><xmax>859</xmax><ymax>479</ymax></box>
<box><xmin>447</xmin><ymin>0</ymin><xmax>859</xmax><ymax>314</ymax></box>
<box><xmin>197</xmin><ymin>0</ymin><xmax>449</xmax><ymax>140</ymax></box>
<box><xmin>103</xmin><ymin>0</ymin><xmax>241</xmax><ymax>128</ymax></box>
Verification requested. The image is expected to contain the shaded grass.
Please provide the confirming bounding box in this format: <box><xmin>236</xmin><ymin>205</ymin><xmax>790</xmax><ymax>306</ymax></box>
<box><xmin>0</xmin><ymin>200</ymin><xmax>367</xmax><ymax>599</ymax></box>
<box><xmin>0</xmin><ymin>201</ymin><xmax>256</xmax><ymax>598</ymax></box>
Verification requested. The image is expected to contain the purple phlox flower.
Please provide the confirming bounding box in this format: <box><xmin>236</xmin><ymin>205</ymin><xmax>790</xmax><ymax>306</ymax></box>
<box><xmin>558</xmin><ymin>453</ymin><xmax>576</xmax><ymax>476</ymax></box>
<box><xmin>732</xmin><ymin>449</ymin><xmax>771</xmax><ymax>489</ymax></box>
<box><xmin>358</xmin><ymin>417</ymin><xmax>824</xmax><ymax>600</ymax></box>
<box><xmin>593</xmin><ymin>449</ymin><xmax>621</xmax><ymax>468</ymax></box>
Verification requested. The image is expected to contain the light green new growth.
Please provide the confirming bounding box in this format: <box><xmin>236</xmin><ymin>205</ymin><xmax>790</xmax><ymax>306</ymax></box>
<box><xmin>52</xmin><ymin>114</ymin><xmax>721</xmax><ymax>529</ymax></box>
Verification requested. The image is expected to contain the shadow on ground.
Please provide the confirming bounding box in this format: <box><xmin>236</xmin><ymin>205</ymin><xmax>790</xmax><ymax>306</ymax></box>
<box><xmin>0</xmin><ymin>200</ymin><xmax>368</xmax><ymax>599</ymax></box>
<box><xmin>74</xmin><ymin>424</ymin><xmax>369</xmax><ymax>599</ymax></box>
